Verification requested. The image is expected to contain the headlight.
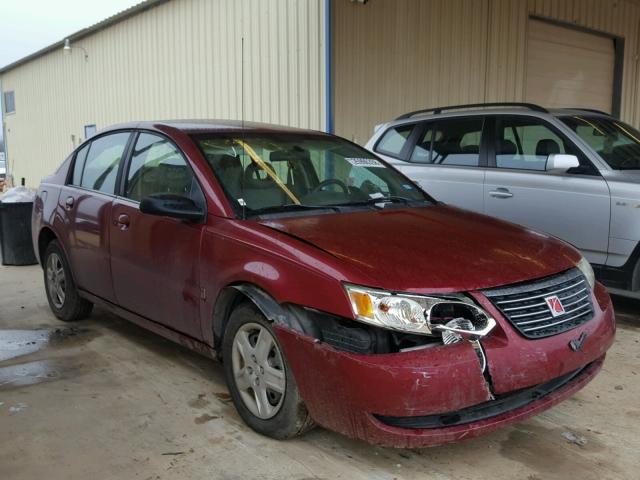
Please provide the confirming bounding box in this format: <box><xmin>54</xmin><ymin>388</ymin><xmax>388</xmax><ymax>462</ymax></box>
<box><xmin>577</xmin><ymin>257</ymin><xmax>595</xmax><ymax>289</ymax></box>
<box><xmin>344</xmin><ymin>284</ymin><xmax>496</xmax><ymax>341</ymax></box>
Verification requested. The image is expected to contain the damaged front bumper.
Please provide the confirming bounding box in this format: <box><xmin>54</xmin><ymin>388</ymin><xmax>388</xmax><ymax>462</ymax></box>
<box><xmin>274</xmin><ymin>282</ymin><xmax>615</xmax><ymax>448</ymax></box>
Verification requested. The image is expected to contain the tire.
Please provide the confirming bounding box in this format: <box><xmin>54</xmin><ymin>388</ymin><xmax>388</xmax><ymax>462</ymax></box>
<box><xmin>222</xmin><ymin>302</ymin><xmax>315</xmax><ymax>439</ymax></box>
<box><xmin>43</xmin><ymin>240</ymin><xmax>93</xmax><ymax>322</ymax></box>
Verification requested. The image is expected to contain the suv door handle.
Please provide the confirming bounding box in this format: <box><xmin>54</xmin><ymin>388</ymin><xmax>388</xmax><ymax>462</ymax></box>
<box><xmin>64</xmin><ymin>196</ymin><xmax>75</xmax><ymax>210</ymax></box>
<box><xmin>115</xmin><ymin>213</ymin><xmax>130</xmax><ymax>230</ymax></box>
<box><xmin>489</xmin><ymin>188</ymin><xmax>513</xmax><ymax>199</ymax></box>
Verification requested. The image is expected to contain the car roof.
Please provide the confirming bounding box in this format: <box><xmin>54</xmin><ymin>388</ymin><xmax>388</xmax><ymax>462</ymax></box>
<box><xmin>101</xmin><ymin>119</ymin><xmax>325</xmax><ymax>136</ymax></box>
<box><xmin>547</xmin><ymin>108</ymin><xmax>612</xmax><ymax>118</ymax></box>
<box><xmin>384</xmin><ymin>106</ymin><xmax>614</xmax><ymax>129</ymax></box>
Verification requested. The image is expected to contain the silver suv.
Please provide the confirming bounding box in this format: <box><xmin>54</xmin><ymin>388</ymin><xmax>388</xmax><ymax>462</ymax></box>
<box><xmin>365</xmin><ymin>103</ymin><xmax>640</xmax><ymax>298</ymax></box>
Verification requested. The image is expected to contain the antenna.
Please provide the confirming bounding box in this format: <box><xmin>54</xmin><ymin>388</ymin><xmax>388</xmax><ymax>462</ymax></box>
<box><xmin>241</xmin><ymin>36</ymin><xmax>245</xmax><ymax>131</ymax></box>
<box><xmin>240</xmin><ymin>35</ymin><xmax>246</xmax><ymax>220</ymax></box>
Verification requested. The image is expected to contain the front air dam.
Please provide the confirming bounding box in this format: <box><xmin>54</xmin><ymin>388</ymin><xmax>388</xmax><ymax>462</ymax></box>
<box><xmin>275</xmin><ymin>325</ymin><xmax>605</xmax><ymax>448</ymax></box>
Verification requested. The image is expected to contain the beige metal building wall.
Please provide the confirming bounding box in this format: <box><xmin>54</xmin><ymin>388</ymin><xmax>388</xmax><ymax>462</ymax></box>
<box><xmin>333</xmin><ymin>0</ymin><xmax>490</xmax><ymax>144</ymax></box>
<box><xmin>0</xmin><ymin>0</ymin><xmax>326</xmax><ymax>187</ymax></box>
<box><xmin>333</xmin><ymin>0</ymin><xmax>640</xmax><ymax>144</ymax></box>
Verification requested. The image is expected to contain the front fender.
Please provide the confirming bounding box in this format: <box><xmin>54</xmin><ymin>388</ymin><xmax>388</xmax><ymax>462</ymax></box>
<box><xmin>199</xmin><ymin>217</ymin><xmax>361</xmax><ymax>348</ymax></box>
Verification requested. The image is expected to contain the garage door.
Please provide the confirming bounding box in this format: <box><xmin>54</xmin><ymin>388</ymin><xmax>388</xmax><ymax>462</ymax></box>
<box><xmin>525</xmin><ymin>19</ymin><xmax>615</xmax><ymax>113</ymax></box>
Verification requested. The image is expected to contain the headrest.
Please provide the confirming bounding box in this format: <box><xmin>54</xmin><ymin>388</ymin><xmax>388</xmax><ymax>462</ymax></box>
<box><xmin>243</xmin><ymin>162</ymin><xmax>277</xmax><ymax>188</ymax></box>
<box><xmin>536</xmin><ymin>139</ymin><xmax>560</xmax><ymax>156</ymax></box>
<box><xmin>212</xmin><ymin>154</ymin><xmax>242</xmax><ymax>172</ymax></box>
<box><xmin>154</xmin><ymin>163</ymin><xmax>191</xmax><ymax>193</ymax></box>
<box><xmin>497</xmin><ymin>139</ymin><xmax>517</xmax><ymax>155</ymax></box>
<box><xmin>433</xmin><ymin>139</ymin><xmax>462</xmax><ymax>155</ymax></box>
<box><xmin>462</xmin><ymin>144</ymin><xmax>479</xmax><ymax>154</ymax></box>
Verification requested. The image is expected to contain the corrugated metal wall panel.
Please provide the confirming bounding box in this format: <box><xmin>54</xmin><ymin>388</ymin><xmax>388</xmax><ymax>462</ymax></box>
<box><xmin>0</xmin><ymin>0</ymin><xmax>326</xmax><ymax>187</ymax></box>
<box><xmin>485</xmin><ymin>0</ymin><xmax>528</xmax><ymax>103</ymax></box>
<box><xmin>334</xmin><ymin>0</ymin><xmax>640</xmax><ymax>144</ymax></box>
<box><xmin>333</xmin><ymin>0</ymin><xmax>489</xmax><ymax>144</ymax></box>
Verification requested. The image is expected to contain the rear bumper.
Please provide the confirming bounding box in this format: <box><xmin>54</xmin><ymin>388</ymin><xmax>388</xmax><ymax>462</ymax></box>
<box><xmin>275</xmin><ymin>283</ymin><xmax>614</xmax><ymax>448</ymax></box>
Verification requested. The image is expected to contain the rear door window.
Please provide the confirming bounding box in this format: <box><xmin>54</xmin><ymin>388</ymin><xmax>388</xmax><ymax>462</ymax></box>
<box><xmin>79</xmin><ymin>132</ymin><xmax>131</xmax><ymax>194</ymax></box>
<box><xmin>375</xmin><ymin>124</ymin><xmax>415</xmax><ymax>158</ymax></box>
<box><xmin>410</xmin><ymin>117</ymin><xmax>484</xmax><ymax>166</ymax></box>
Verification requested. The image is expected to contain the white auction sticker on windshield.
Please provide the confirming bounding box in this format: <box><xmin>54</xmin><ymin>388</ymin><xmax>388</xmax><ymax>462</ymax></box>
<box><xmin>345</xmin><ymin>157</ymin><xmax>385</xmax><ymax>168</ymax></box>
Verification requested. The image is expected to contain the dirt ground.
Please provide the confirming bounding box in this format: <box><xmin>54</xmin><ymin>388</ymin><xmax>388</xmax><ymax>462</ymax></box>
<box><xmin>0</xmin><ymin>264</ymin><xmax>638</xmax><ymax>480</ymax></box>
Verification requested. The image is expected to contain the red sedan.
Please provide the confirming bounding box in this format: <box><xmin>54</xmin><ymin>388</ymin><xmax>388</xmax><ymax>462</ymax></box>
<box><xmin>32</xmin><ymin>120</ymin><xmax>615</xmax><ymax>447</ymax></box>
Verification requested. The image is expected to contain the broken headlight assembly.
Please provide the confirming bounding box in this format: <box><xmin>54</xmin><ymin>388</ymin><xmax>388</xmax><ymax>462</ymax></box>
<box><xmin>344</xmin><ymin>284</ymin><xmax>496</xmax><ymax>345</ymax></box>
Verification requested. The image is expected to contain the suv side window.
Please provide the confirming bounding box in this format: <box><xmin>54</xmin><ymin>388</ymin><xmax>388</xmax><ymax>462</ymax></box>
<box><xmin>125</xmin><ymin>132</ymin><xmax>203</xmax><ymax>204</ymax></box>
<box><xmin>375</xmin><ymin>124</ymin><xmax>414</xmax><ymax>158</ymax></box>
<box><xmin>410</xmin><ymin>117</ymin><xmax>484</xmax><ymax>166</ymax></box>
<box><xmin>79</xmin><ymin>132</ymin><xmax>131</xmax><ymax>194</ymax></box>
<box><xmin>494</xmin><ymin>117</ymin><xmax>590</xmax><ymax>172</ymax></box>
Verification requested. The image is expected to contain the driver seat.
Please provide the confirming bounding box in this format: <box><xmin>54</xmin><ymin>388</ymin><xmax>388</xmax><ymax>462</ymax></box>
<box><xmin>242</xmin><ymin>162</ymin><xmax>287</xmax><ymax>208</ymax></box>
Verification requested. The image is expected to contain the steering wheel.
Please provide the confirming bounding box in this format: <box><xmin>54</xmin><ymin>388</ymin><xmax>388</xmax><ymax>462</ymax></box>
<box><xmin>311</xmin><ymin>179</ymin><xmax>349</xmax><ymax>193</ymax></box>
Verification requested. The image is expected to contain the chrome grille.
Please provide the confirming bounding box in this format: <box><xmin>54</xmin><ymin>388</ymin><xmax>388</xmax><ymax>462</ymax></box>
<box><xmin>482</xmin><ymin>268</ymin><xmax>594</xmax><ymax>339</ymax></box>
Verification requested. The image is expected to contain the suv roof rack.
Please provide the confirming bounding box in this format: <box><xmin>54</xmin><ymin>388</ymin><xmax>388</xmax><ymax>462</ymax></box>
<box><xmin>396</xmin><ymin>102</ymin><xmax>548</xmax><ymax>120</ymax></box>
<box><xmin>561</xmin><ymin>107</ymin><xmax>610</xmax><ymax>116</ymax></box>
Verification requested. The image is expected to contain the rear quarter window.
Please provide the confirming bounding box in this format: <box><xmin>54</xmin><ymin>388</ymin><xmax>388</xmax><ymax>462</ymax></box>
<box><xmin>375</xmin><ymin>124</ymin><xmax>414</xmax><ymax>158</ymax></box>
<box><xmin>71</xmin><ymin>144</ymin><xmax>89</xmax><ymax>186</ymax></box>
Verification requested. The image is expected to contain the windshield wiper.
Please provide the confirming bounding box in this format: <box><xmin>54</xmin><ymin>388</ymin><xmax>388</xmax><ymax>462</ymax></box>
<box><xmin>335</xmin><ymin>196</ymin><xmax>430</xmax><ymax>209</ymax></box>
<box><xmin>246</xmin><ymin>203</ymin><xmax>343</xmax><ymax>217</ymax></box>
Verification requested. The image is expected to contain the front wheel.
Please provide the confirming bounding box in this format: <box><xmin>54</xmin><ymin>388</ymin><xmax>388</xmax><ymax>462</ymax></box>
<box><xmin>222</xmin><ymin>302</ymin><xmax>314</xmax><ymax>439</ymax></box>
<box><xmin>43</xmin><ymin>240</ymin><xmax>93</xmax><ymax>322</ymax></box>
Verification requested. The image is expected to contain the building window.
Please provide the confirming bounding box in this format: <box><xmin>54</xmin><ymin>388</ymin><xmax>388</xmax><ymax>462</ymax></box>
<box><xmin>84</xmin><ymin>124</ymin><xmax>97</xmax><ymax>139</ymax></box>
<box><xmin>3</xmin><ymin>91</ymin><xmax>15</xmax><ymax>114</ymax></box>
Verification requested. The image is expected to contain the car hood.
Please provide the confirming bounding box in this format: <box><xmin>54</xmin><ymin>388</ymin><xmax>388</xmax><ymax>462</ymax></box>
<box><xmin>257</xmin><ymin>205</ymin><xmax>581</xmax><ymax>293</ymax></box>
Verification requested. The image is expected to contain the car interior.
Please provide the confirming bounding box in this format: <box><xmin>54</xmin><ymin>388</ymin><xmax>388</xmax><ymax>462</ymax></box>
<box><xmin>205</xmin><ymin>149</ymin><xmax>388</xmax><ymax>212</ymax></box>
<box><xmin>210</xmin><ymin>152</ymin><xmax>336</xmax><ymax>210</ymax></box>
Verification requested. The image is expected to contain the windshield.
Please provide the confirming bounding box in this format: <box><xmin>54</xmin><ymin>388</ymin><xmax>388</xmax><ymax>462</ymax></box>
<box><xmin>194</xmin><ymin>133</ymin><xmax>432</xmax><ymax>216</ymax></box>
<box><xmin>560</xmin><ymin>115</ymin><xmax>640</xmax><ymax>170</ymax></box>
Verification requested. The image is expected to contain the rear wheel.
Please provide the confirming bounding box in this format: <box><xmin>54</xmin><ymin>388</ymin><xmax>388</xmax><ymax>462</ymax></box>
<box><xmin>43</xmin><ymin>240</ymin><xmax>93</xmax><ymax>321</ymax></box>
<box><xmin>222</xmin><ymin>302</ymin><xmax>314</xmax><ymax>439</ymax></box>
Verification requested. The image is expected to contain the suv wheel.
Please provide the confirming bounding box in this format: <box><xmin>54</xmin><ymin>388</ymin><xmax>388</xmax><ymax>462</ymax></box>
<box><xmin>222</xmin><ymin>302</ymin><xmax>315</xmax><ymax>439</ymax></box>
<box><xmin>43</xmin><ymin>240</ymin><xmax>93</xmax><ymax>321</ymax></box>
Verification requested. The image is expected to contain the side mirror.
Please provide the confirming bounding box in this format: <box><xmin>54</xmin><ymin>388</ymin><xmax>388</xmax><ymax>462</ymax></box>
<box><xmin>546</xmin><ymin>154</ymin><xmax>580</xmax><ymax>172</ymax></box>
<box><xmin>139</xmin><ymin>194</ymin><xmax>204</xmax><ymax>222</ymax></box>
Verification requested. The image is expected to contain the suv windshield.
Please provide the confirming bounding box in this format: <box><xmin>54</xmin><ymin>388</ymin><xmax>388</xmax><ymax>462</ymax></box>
<box><xmin>561</xmin><ymin>115</ymin><xmax>640</xmax><ymax>170</ymax></box>
<box><xmin>194</xmin><ymin>133</ymin><xmax>431</xmax><ymax>216</ymax></box>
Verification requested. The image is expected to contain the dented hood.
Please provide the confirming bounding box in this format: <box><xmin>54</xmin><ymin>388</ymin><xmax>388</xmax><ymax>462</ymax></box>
<box><xmin>257</xmin><ymin>205</ymin><xmax>580</xmax><ymax>292</ymax></box>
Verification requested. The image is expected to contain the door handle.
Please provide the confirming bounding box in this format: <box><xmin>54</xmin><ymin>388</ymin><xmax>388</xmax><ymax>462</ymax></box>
<box><xmin>64</xmin><ymin>196</ymin><xmax>75</xmax><ymax>210</ymax></box>
<box><xmin>489</xmin><ymin>188</ymin><xmax>513</xmax><ymax>199</ymax></box>
<box><xmin>115</xmin><ymin>213</ymin><xmax>130</xmax><ymax>230</ymax></box>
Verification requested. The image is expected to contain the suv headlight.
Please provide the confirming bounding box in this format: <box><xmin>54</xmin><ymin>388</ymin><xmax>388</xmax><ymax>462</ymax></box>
<box><xmin>577</xmin><ymin>257</ymin><xmax>595</xmax><ymax>289</ymax></box>
<box><xmin>344</xmin><ymin>284</ymin><xmax>496</xmax><ymax>341</ymax></box>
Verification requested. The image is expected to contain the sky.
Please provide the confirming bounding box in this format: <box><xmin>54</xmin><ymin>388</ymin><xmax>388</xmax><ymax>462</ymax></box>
<box><xmin>0</xmin><ymin>0</ymin><xmax>143</xmax><ymax>68</ymax></box>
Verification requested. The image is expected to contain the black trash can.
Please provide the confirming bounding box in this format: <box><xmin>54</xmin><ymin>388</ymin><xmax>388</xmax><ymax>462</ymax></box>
<box><xmin>0</xmin><ymin>201</ymin><xmax>38</xmax><ymax>266</ymax></box>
